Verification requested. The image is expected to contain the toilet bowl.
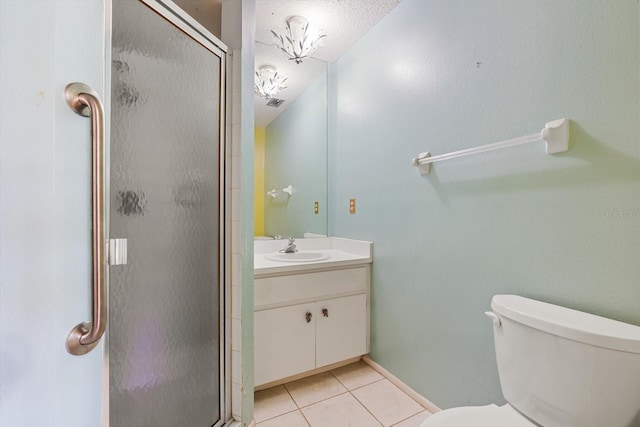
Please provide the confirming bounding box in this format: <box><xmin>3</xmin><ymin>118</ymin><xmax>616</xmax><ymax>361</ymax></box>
<box><xmin>422</xmin><ymin>404</ymin><xmax>534</xmax><ymax>427</ymax></box>
<box><xmin>420</xmin><ymin>295</ymin><xmax>640</xmax><ymax>427</ymax></box>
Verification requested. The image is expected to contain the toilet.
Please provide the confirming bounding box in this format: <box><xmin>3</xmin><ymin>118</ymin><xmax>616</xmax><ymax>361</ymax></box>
<box><xmin>421</xmin><ymin>295</ymin><xmax>640</xmax><ymax>427</ymax></box>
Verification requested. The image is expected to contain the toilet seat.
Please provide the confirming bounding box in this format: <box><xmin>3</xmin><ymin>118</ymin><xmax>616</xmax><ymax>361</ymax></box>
<box><xmin>420</xmin><ymin>404</ymin><xmax>536</xmax><ymax>427</ymax></box>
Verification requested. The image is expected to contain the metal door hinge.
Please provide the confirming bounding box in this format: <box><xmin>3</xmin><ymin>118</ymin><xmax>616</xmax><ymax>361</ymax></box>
<box><xmin>108</xmin><ymin>238</ymin><xmax>128</xmax><ymax>265</ymax></box>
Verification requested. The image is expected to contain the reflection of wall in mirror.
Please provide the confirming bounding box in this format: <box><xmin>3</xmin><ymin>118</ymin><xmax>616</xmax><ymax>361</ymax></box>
<box><xmin>260</xmin><ymin>73</ymin><xmax>327</xmax><ymax>238</ymax></box>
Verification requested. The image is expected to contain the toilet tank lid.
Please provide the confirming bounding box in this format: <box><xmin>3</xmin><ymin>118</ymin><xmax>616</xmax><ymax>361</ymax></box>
<box><xmin>491</xmin><ymin>295</ymin><xmax>640</xmax><ymax>354</ymax></box>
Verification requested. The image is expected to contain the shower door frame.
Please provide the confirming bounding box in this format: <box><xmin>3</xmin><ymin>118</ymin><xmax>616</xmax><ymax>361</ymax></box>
<box><xmin>103</xmin><ymin>1</ymin><xmax>230</xmax><ymax>425</ymax></box>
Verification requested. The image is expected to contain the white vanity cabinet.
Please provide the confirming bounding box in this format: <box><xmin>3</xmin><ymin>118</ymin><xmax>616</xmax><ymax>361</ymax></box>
<box><xmin>315</xmin><ymin>293</ymin><xmax>367</xmax><ymax>367</ymax></box>
<box><xmin>254</xmin><ymin>266</ymin><xmax>370</xmax><ymax>387</ymax></box>
<box><xmin>254</xmin><ymin>303</ymin><xmax>317</xmax><ymax>385</ymax></box>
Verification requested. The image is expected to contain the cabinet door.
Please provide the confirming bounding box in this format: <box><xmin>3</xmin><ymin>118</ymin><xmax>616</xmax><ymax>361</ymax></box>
<box><xmin>316</xmin><ymin>294</ymin><xmax>367</xmax><ymax>368</ymax></box>
<box><xmin>254</xmin><ymin>304</ymin><xmax>316</xmax><ymax>386</ymax></box>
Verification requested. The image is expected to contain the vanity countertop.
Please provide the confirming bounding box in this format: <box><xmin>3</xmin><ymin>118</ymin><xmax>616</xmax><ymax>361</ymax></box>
<box><xmin>254</xmin><ymin>237</ymin><xmax>372</xmax><ymax>278</ymax></box>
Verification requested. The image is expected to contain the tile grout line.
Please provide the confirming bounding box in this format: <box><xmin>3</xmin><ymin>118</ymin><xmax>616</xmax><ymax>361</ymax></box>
<box><xmin>256</xmin><ymin>409</ymin><xmax>300</xmax><ymax>425</ymax></box>
<box><xmin>348</xmin><ymin>386</ymin><xmax>385</xmax><ymax>427</ymax></box>
<box><xmin>254</xmin><ymin>407</ymin><xmax>299</xmax><ymax>425</ymax></box>
<box><xmin>349</xmin><ymin>378</ymin><xmax>425</xmax><ymax>427</ymax></box>
<box><xmin>362</xmin><ymin>356</ymin><xmax>439</xmax><ymax>413</ymax></box>
<box><xmin>330</xmin><ymin>366</ymin><xmax>391</xmax><ymax>426</ymax></box>
<box><xmin>286</xmin><ymin>370</ymin><xmax>376</xmax><ymax>426</ymax></box>
<box><xmin>329</xmin><ymin>365</ymin><xmax>388</xmax><ymax>393</ymax></box>
<box><xmin>328</xmin><ymin>369</ymin><xmax>342</xmax><ymax>386</ymax></box>
<box><xmin>347</xmin><ymin>376</ymin><xmax>386</xmax><ymax>392</ymax></box>
<box><xmin>297</xmin><ymin>390</ymin><xmax>352</xmax><ymax>410</ymax></box>
<box><xmin>297</xmin><ymin>408</ymin><xmax>313</xmax><ymax>427</ymax></box>
<box><xmin>353</xmin><ymin>374</ymin><xmax>431</xmax><ymax>413</ymax></box>
<box><xmin>282</xmin><ymin>382</ymin><xmax>299</xmax><ymax>408</ymax></box>
<box><xmin>258</xmin><ymin>364</ymin><xmax>425</xmax><ymax>426</ymax></box>
<box><xmin>283</xmin><ymin>374</ymin><xmax>353</xmax><ymax>424</ymax></box>
<box><xmin>389</xmin><ymin>410</ymin><xmax>430</xmax><ymax>427</ymax></box>
<box><xmin>254</xmin><ymin>384</ymin><xmax>300</xmax><ymax>425</ymax></box>
<box><xmin>256</xmin><ymin>408</ymin><xmax>312</xmax><ymax>427</ymax></box>
<box><xmin>284</xmin><ymin>372</ymin><xmax>350</xmax><ymax>410</ymax></box>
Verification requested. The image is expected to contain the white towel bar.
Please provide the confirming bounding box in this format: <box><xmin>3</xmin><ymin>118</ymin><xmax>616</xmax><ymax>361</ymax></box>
<box><xmin>267</xmin><ymin>185</ymin><xmax>293</xmax><ymax>198</ymax></box>
<box><xmin>412</xmin><ymin>118</ymin><xmax>569</xmax><ymax>175</ymax></box>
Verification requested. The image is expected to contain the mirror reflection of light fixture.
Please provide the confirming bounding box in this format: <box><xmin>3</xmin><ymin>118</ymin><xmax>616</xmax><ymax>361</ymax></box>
<box><xmin>270</xmin><ymin>15</ymin><xmax>326</xmax><ymax>64</ymax></box>
<box><xmin>254</xmin><ymin>65</ymin><xmax>288</xmax><ymax>100</ymax></box>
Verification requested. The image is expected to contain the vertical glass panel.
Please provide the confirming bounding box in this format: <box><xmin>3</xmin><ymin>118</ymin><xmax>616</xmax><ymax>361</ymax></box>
<box><xmin>110</xmin><ymin>1</ymin><xmax>221</xmax><ymax>426</ymax></box>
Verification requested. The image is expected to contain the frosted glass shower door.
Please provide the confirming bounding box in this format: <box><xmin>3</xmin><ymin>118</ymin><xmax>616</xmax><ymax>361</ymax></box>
<box><xmin>109</xmin><ymin>1</ymin><xmax>226</xmax><ymax>426</ymax></box>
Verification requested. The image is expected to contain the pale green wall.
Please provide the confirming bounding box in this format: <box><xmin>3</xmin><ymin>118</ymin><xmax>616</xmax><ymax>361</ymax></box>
<box><xmin>264</xmin><ymin>73</ymin><xmax>328</xmax><ymax>238</ymax></box>
<box><xmin>328</xmin><ymin>0</ymin><xmax>640</xmax><ymax>408</ymax></box>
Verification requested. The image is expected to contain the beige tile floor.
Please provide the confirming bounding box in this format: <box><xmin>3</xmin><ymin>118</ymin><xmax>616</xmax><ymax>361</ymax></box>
<box><xmin>254</xmin><ymin>361</ymin><xmax>433</xmax><ymax>427</ymax></box>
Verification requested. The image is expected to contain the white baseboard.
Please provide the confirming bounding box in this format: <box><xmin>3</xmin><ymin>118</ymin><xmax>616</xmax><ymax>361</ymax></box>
<box><xmin>362</xmin><ymin>355</ymin><xmax>441</xmax><ymax>414</ymax></box>
<box><xmin>254</xmin><ymin>356</ymin><xmax>361</xmax><ymax>391</ymax></box>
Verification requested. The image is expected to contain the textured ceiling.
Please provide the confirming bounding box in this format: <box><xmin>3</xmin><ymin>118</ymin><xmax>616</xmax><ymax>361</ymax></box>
<box><xmin>254</xmin><ymin>42</ymin><xmax>327</xmax><ymax>128</ymax></box>
<box><xmin>256</xmin><ymin>0</ymin><xmax>404</xmax><ymax>63</ymax></box>
<box><xmin>255</xmin><ymin>0</ymin><xmax>404</xmax><ymax>127</ymax></box>
<box><xmin>172</xmin><ymin>0</ymin><xmax>222</xmax><ymax>37</ymax></box>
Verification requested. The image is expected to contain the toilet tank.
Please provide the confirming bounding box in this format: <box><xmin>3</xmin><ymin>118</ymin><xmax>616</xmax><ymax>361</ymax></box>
<box><xmin>490</xmin><ymin>295</ymin><xmax>640</xmax><ymax>427</ymax></box>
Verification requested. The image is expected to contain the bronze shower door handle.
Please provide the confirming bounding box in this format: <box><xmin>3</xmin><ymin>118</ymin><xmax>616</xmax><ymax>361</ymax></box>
<box><xmin>64</xmin><ymin>83</ymin><xmax>106</xmax><ymax>356</ymax></box>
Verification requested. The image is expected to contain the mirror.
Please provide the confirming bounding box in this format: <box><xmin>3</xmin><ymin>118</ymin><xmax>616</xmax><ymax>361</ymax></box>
<box><xmin>253</xmin><ymin>42</ymin><xmax>328</xmax><ymax>239</ymax></box>
<box><xmin>253</xmin><ymin>1</ymin><xmax>402</xmax><ymax>240</ymax></box>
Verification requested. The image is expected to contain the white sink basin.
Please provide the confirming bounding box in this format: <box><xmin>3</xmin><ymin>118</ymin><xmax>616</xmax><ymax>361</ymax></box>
<box><xmin>264</xmin><ymin>252</ymin><xmax>331</xmax><ymax>263</ymax></box>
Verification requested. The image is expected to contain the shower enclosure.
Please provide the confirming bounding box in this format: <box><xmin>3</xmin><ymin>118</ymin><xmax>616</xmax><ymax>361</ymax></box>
<box><xmin>108</xmin><ymin>1</ymin><xmax>227</xmax><ymax>426</ymax></box>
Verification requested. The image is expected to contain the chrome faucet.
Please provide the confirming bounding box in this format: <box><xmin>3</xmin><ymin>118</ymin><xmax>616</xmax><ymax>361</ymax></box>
<box><xmin>280</xmin><ymin>237</ymin><xmax>298</xmax><ymax>253</ymax></box>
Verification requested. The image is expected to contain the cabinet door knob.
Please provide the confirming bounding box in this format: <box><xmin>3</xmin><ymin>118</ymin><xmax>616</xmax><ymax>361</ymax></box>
<box><xmin>322</xmin><ymin>308</ymin><xmax>329</xmax><ymax>317</ymax></box>
<box><xmin>305</xmin><ymin>312</ymin><xmax>312</xmax><ymax>323</ymax></box>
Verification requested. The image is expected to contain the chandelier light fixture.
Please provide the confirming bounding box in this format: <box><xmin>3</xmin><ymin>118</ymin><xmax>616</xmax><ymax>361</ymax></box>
<box><xmin>270</xmin><ymin>15</ymin><xmax>327</xmax><ymax>64</ymax></box>
<box><xmin>254</xmin><ymin>65</ymin><xmax>288</xmax><ymax>100</ymax></box>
